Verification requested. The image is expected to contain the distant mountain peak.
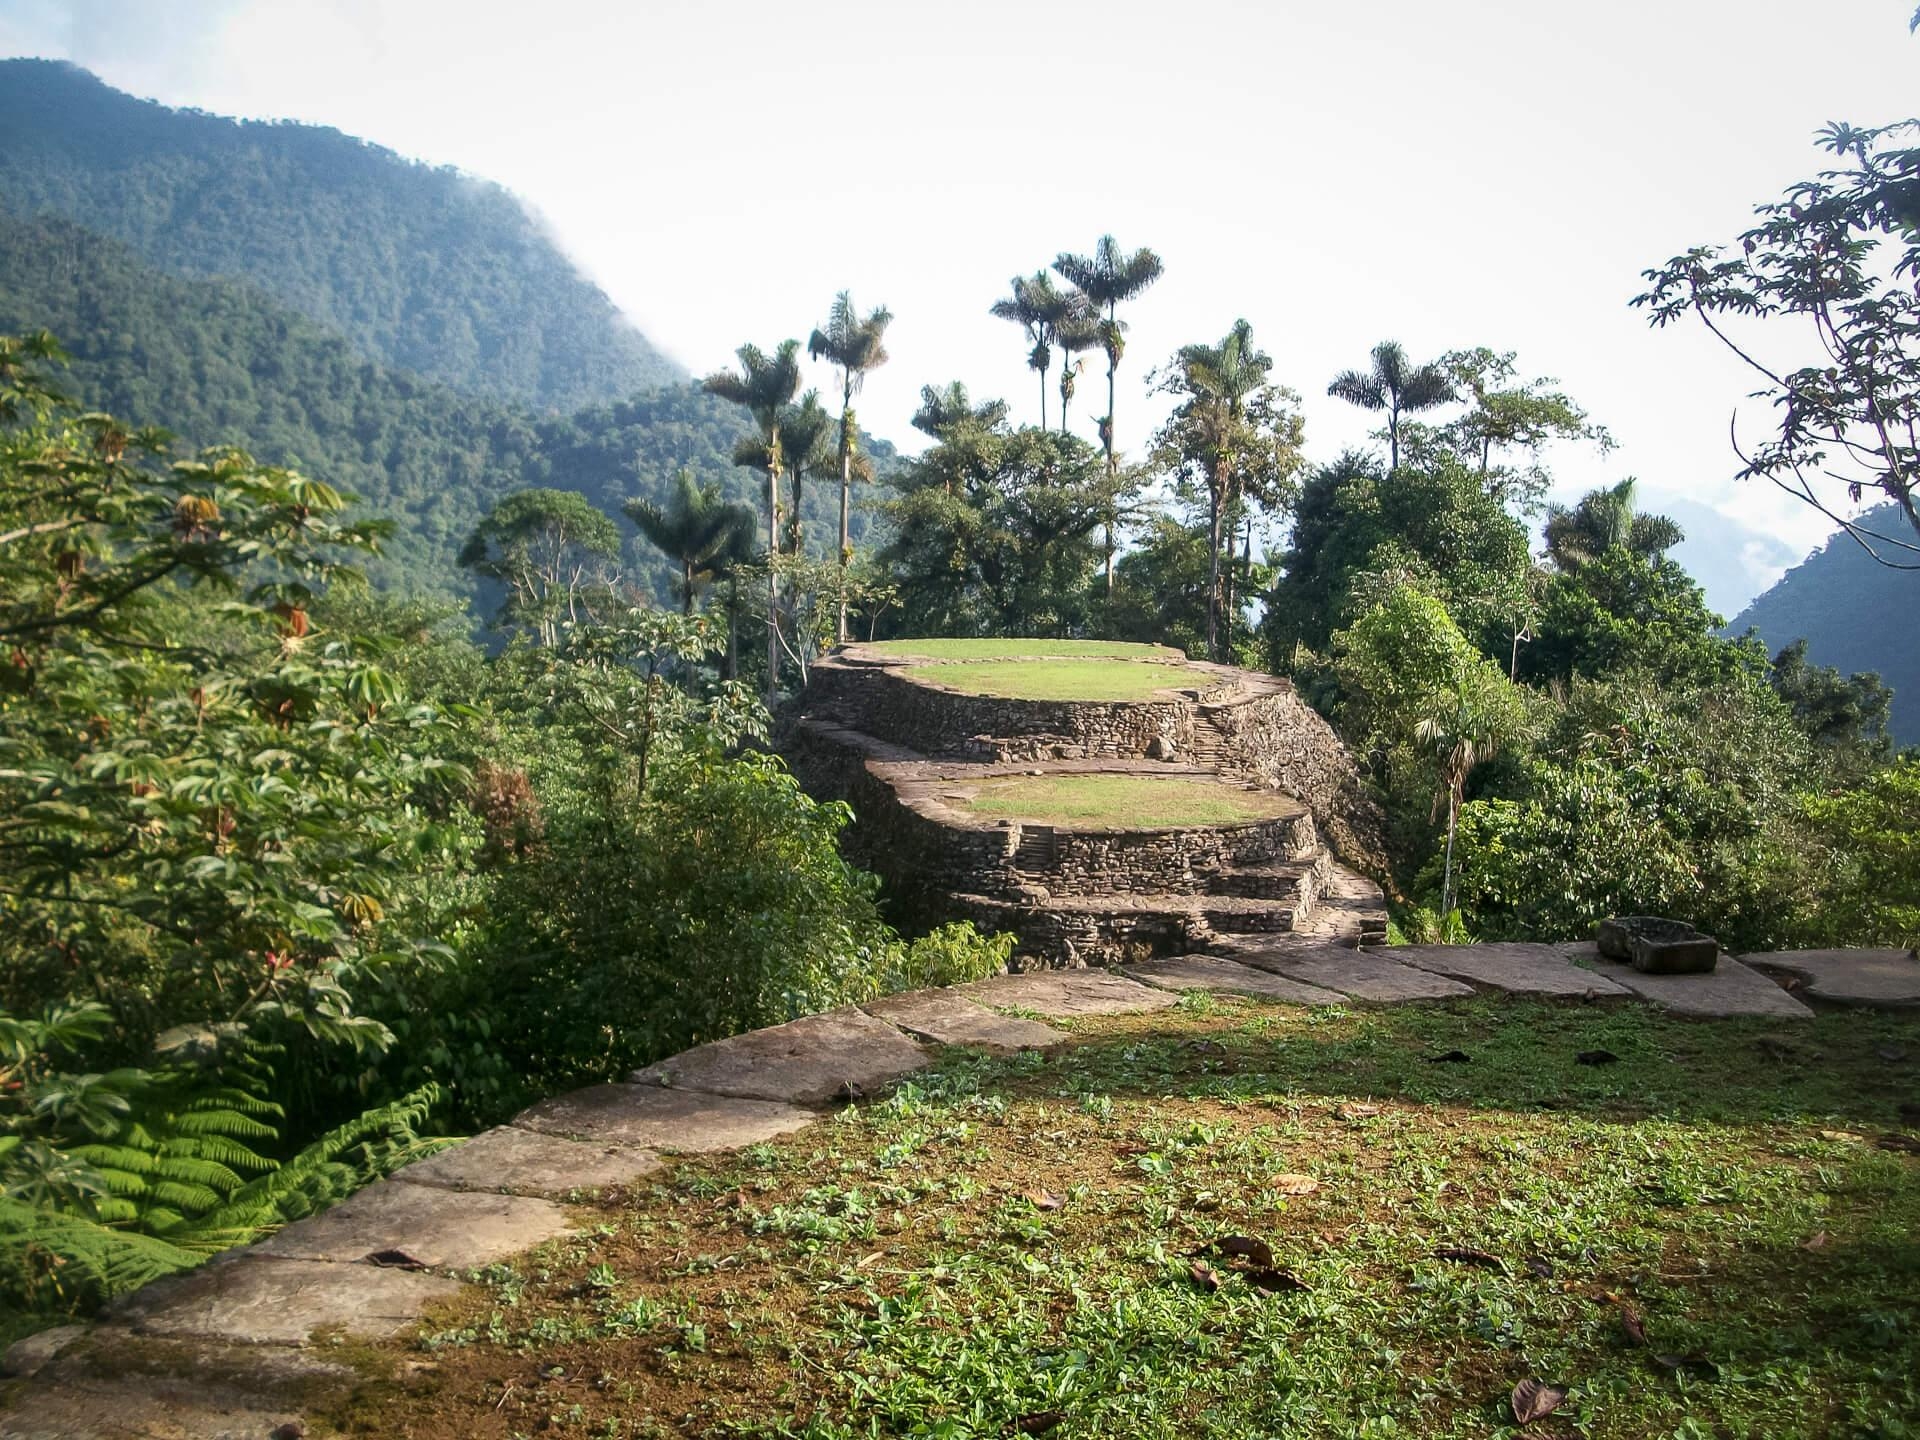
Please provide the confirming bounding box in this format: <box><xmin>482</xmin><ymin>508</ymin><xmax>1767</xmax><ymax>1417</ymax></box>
<box><xmin>0</xmin><ymin>60</ymin><xmax>682</xmax><ymax>409</ymax></box>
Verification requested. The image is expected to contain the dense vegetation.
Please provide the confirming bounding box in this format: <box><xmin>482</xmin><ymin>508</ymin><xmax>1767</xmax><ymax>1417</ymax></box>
<box><xmin>0</xmin><ymin>339</ymin><xmax>1002</xmax><ymax>1330</ymax></box>
<box><xmin>0</xmin><ymin>210</ymin><xmax>889</xmax><ymax>603</ymax></box>
<box><xmin>0</xmin><ymin>60</ymin><xmax>678</xmax><ymax>409</ymax></box>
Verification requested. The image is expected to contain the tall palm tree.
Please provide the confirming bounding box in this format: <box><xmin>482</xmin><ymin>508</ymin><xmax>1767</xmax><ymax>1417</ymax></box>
<box><xmin>1542</xmin><ymin>477</ymin><xmax>1684</xmax><ymax>571</ymax></box>
<box><xmin>1054</xmin><ymin>236</ymin><xmax>1164</xmax><ymax>586</ymax></box>
<box><xmin>1163</xmin><ymin>320</ymin><xmax>1274</xmax><ymax>660</ymax></box>
<box><xmin>776</xmin><ymin>391</ymin><xmax>835</xmax><ymax>559</ymax></box>
<box><xmin>1055</xmin><ymin>298</ymin><xmax>1100</xmax><ymax>435</ymax></box>
<box><xmin>1416</xmin><ymin>677</ymin><xmax>1527</xmax><ymax>917</ymax></box>
<box><xmin>1327</xmin><ymin>340</ymin><xmax>1456</xmax><ymax>470</ymax></box>
<box><xmin>624</xmin><ymin>470</ymin><xmax>743</xmax><ymax>614</ymax></box>
<box><xmin>708</xmin><ymin>504</ymin><xmax>760</xmax><ymax>681</ymax></box>
<box><xmin>807</xmin><ymin>293</ymin><xmax>892</xmax><ymax>641</ymax></box>
<box><xmin>990</xmin><ymin>272</ymin><xmax>1085</xmax><ymax>430</ymax></box>
<box><xmin>910</xmin><ymin>381</ymin><xmax>1009</xmax><ymax>442</ymax></box>
<box><xmin>703</xmin><ymin>340</ymin><xmax>801</xmax><ymax>697</ymax></box>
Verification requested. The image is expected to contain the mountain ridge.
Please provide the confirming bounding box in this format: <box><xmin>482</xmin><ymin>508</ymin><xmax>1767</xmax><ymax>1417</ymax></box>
<box><xmin>0</xmin><ymin>59</ymin><xmax>681</xmax><ymax>410</ymax></box>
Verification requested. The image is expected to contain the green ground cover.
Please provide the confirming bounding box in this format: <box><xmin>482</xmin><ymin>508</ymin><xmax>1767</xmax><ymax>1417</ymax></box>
<box><xmin>958</xmin><ymin>773</ymin><xmax>1284</xmax><ymax>828</ymax></box>
<box><xmin>866</xmin><ymin>639</ymin><xmax>1181</xmax><ymax>661</ymax></box>
<box><xmin>904</xmin><ymin>658</ymin><xmax>1211</xmax><ymax>701</ymax></box>
<box><xmin>328</xmin><ymin>997</ymin><xmax>1920</xmax><ymax>1439</ymax></box>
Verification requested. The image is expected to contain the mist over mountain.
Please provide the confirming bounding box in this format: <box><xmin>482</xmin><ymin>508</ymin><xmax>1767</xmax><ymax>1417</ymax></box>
<box><xmin>0</xmin><ymin>59</ymin><xmax>680</xmax><ymax>410</ymax></box>
<box><xmin>1732</xmin><ymin>503</ymin><xmax>1918</xmax><ymax>745</ymax></box>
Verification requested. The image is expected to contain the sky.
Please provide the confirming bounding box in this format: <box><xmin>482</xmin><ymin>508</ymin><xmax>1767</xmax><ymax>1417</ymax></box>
<box><xmin>3</xmin><ymin>0</ymin><xmax>1916</xmax><ymax>612</ymax></box>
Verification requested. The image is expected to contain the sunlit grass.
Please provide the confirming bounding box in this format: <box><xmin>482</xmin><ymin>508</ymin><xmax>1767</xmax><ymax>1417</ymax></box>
<box><xmin>905</xmin><ymin>657</ymin><xmax>1211</xmax><ymax>701</ymax></box>
<box><xmin>958</xmin><ymin>773</ymin><xmax>1285</xmax><ymax>828</ymax></box>
<box><xmin>865</xmin><ymin>638</ymin><xmax>1181</xmax><ymax>661</ymax></box>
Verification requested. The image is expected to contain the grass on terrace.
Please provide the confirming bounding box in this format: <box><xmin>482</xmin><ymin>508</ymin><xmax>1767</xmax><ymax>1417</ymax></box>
<box><xmin>904</xmin><ymin>658</ymin><xmax>1211</xmax><ymax>702</ymax></box>
<box><xmin>331</xmin><ymin>997</ymin><xmax>1920</xmax><ymax>1440</ymax></box>
<box><xmin>865</xmin><ymin>639</ymin><xmax>1182</xmax><ymax>661</ymax></box>
<box><xmin>957</xmin><ymin>773</ymin><xmax>1287</xmax><ymax>829</ymax></box>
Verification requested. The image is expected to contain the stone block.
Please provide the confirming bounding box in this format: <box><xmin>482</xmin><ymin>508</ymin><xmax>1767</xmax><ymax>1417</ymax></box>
<box><xmin>1596</xmin><ymin>916</ymin><xmax>1718</xmax><ymax>974</ymax></box>
<box><xmin>1122</xmin><ymin>954</ymin><xmax>1346</xmax><ymax>1005</ymax></box>
<box><xmin>1740</xmin><ymin>948</ymin><xmax>1920</xmax><ymax>1007</ymax></box>
<box><xmin>1575</xmin><ymin>952</ymin><xmax>1814</xmax><ymax>1019</ymax></box>
<box><xmin>514</xmin><ymin>1084</ymin><xmax>817</xmax><ymax>1152</ymax></box>
<box><xmin>959</xmin><ymin>969</ymin><xmax>1181</xmax><ymax>1017</ymax></box>
<box><xmin>110</xmin><ymin>1253</ymin><xmax>461</xmax><ymax>1345</ymax></box>
<box><xmin>1383</xmin><ymin>943</ymin><xmax>1634</xmax><ymax>998</ymax></box>
<box><xmin>861</xmin><ymin>990</ymin><xmax>1067</xmax><ymax>1050</ymax></box>
<box><xmin>254</xmin><ymin>1178</ymin><xmax>572</xmax><ymax>1268</ymax></box>
<box><xmin>629</xmin><ymin>1007</ymin><xmax>932</xmax><ymax>1104</ymax></box>
<box><xmin>1222</xmin><ymin>941</ymin><xmax>1474</xmax><ymax>1003</ymax></box>
<box><xmin>392</xmin><ymin>1125</ymin><xmax>661</xmax><ymax>1198</ymax></box>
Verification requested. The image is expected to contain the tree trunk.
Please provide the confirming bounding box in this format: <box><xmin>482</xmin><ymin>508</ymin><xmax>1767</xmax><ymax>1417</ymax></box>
<box><xmin>1039</xmin><ymin>363</ymin><xmax>1049</xmax><ymax>433</ymax></box>
<box><xmin>837</xmin><ymin>387</ymin><xmax>853</xmax><ymax>643</ymax></box>
<box><xmin>1206</xmin><ymin>478</ymin><xmax>1223</xmax><ymax>662</ymax></box>
<box><xmin>1104</xmin><ymin>309</ymin><xmax>1118</xmax><ymax>592</ymax></box>
<box><xmin>682</xmin><ymin>559</ymin><xmax>695</xmax><ymax>616</ymax></box>
<box><xmin>1441</xmin><ymin>789</ymin><xmax>1460</xmax><ymax>916</ymax></box>
<box><xmin>725</xmin><ymin>576</ymin><xmax>739</xmax><ymax>680</ymax></box>
<box><xmin>766</xmin><ymin>460</ymin><xmax>780</xmax><ymax>701</ymax></box>
<box><xmin>1388</xmin><ymin>397</ymin><xmax>1401</xmax><ymax>471</ymax></box>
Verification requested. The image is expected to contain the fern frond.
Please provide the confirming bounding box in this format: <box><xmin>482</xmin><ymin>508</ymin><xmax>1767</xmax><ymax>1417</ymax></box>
<box><xmin>0</xmin><ymin>1196</ymin><xmax>202</xmax><ymax>1309</ymax></box>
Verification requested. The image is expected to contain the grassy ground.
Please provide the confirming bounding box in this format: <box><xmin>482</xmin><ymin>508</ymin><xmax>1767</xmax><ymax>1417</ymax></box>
<box><xmin>904</xmin><ymin>658</ymin><xmax>1211</xmax><ymax>702</ymax></box>
<box><xmin>959</xmin><ymin>774</ymin><xmax>1286</xmax><ymax>828</ymax></box>
<box><xmin>327</xmin><ymin>996</ymin><xmax>1920</xmax><ymax>1439</ymax></box>
<box><xmin>866</xmin><ymin>640</ymin><xmax>1180</xmax><ymax>661</ymax></box>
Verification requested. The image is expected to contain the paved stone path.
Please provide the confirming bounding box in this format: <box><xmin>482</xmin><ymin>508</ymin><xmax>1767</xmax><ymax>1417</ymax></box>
<box><xmin>4</xmin><ymin>939</ymin><xmax>1911</xmax><ymax>1437</ymax></box>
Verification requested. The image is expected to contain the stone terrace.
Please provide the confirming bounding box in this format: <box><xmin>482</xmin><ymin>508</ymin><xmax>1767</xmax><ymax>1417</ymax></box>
<box><xmin>7</xmin><ymin>942</ymin><xmax>1916</xmax><ymax>1437</ymax></box>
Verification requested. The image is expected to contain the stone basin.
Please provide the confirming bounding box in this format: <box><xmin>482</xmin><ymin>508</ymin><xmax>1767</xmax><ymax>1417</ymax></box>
<box><xmin>1596</xmin><ymin>916</ymin><xmax>1718</xmax><ymax>975</ymax></box>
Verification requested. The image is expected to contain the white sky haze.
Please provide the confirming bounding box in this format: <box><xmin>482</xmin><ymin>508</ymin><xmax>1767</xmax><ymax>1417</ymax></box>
<box><xmin>3</xmin><ymin>0</ymin><xmax>1918</xmax><ymax>610</ymax></box>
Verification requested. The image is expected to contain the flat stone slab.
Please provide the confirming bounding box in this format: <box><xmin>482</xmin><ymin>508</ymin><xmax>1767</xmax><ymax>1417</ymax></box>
<box><xmin>392</xmin><ymin>1124</ymin><xmax>662</xmax><ymax>1198</ymax></box>
<box><xmin>1122</xmin><ymin>954</ymin><xmax>1347</xmax><ymax>1005</ymax></box>
<box><xmin>1381</xmin><ymin>942</ymin><xmax>1634</xmax><ymax>998</ymax></box>
<box><xmin>515</xmin><ymin>1083</ymin><xmax>817</xmax><ymax>1153</ymax></box>
<box><xmin>109</xmin><ymin>1253</ymin><xmax>461</xmax><ymax>1345</ymax></box>
<box><xmin>630</xmin><ymin>1007</ymin><xmax>932</xmax><ymax>1104</ymax></box>
<box><xmin>958</xmin><ymin>969</ymin><xmax>1181</xmax><ymax>1017</ymax></box>
<box><xmin>1741</xmin><ymin>949</ymin><xmax>1920</xmax><ymax>1007</ymax></box>
<box><xmin>862</xmin><ymin>989</ymin><xmax>1067</xmax><ymax>1049</ymax></box>
<box><xmin>1574</xmin><ymin>950</ymin><xmax>1815</xmax><ymax>1019</ymax></box>
<box><xmin>1221</xmin><ymin>941</ymin><xmax>1475</xmax><ymax>1003</ymax></box>
<box><xmin>254</xmin><ymin>1178</ymin><xmax>572</xmax><ymax>1268</ymax></box>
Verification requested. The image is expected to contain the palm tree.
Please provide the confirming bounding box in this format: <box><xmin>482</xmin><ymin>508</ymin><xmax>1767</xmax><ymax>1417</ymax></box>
<box><xmin>1054</xmin><ymin>236</ymin><xmax>1164</xmax><ymax>586</ymax></box>
<box><xmin>1055</xmin><ymin>299</ymin><xmax>1100</xmax><ymax>435</ymax></box>
<box><xmin>1327</xmin><ymin>340</ymin><xmax>1456</xmax><ymax>470</ymax></box>
<box><xmin>1542</xmin><ymin>477</ymin><xmax>1684</xmax><ymax>571</ymax></box>
<box><xmin>910</xmin><ymin>381</ymin><xmax>1009</xmax><ymax>442</ymax></box>
<box><xmin>776</xmin><ymin>391</ymin><xmax>835</xmax><ymax>559</ymax></box>
<box><xmin>708</xmin><ymin>503</ymin><xmax>760</xmax><ymax>680</ymax></box>
<box><xmin>1416</xmin><ymin>675</ymin><xmax>1528</xmax><ymax>919</ymax></box>
<box><xmin>807</xmin><ymin>293</ymin><xmax>892</xmax><ymax>641</ymax></box>
<box><xmin>1161</xmin><ymin>320</ymin><xmax>1274</xmax><ymax>660</ymax></box>
<box><xmin>703</xmin><ymin>340</ymin><xmax>801</xmax><ymax>696</ymax></box>
<box><xmin>990</xmin><ymin>272</ymin><xmax>1084</xmax><ymax>430</ymax></box>
<box><xmin>624</xmin><ymin>470</ymin><xmax>743</xmax><ymax>614</ymax></box>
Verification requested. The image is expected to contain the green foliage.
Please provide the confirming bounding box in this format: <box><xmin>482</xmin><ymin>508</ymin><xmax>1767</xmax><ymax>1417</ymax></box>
<box><xmin>0</xmin><ymin>60</ymin><xmax>677</xmax><ymax>409</ymax></box>
<box><xmin>459</xmin><ymin>488</ymin><xmax>623</xmax><ymax>643</ymax></box>
<box><xmin>879</xmin><ymin>425</ymin><xmax>1120</xmax><ymax>638</ymax></box>
<box><xmin>1783</xmin><ymin>758</ymin><xmax>1920</xmax><ymax>948</ymax></box>
<box><xmin>1768</xmin><ymin>637</ymin><xmax>1893</xmax><ymax>765</ymax></box>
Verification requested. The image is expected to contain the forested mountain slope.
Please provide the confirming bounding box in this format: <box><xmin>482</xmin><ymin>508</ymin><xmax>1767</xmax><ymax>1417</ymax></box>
<box><xmin>1732</xmin><ymin>504</ymin><xmax>1919</xmax><ymax>745</ymax></box>
<box><xmin>0</xmin><ymin>59</ymin><xmax>679</xmax><ymax>410</ymax></box>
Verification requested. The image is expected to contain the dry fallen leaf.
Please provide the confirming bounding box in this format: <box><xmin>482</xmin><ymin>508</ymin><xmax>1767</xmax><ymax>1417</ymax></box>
<box><xmin>1524</xmin><ymin>1255</ymin><xmax>1554</xmax><ymax>1279</ymax></box>
<box><xmin>1511</xmin><ymin>1377</ymin><xmax>1568</xmax><ymax>1425</ymax></box>
<box><xmin>1245</xmin><ymin>1266</ymin><xmax>1311</xmax><ymax>1294</ymax></box>
<box><xmin>1652</xmin><ymin>1353</ymin><xmax>1719</xmax><ymax>1380</ymax></box>
<box><xmin>1188</xmin><ymin>1259</ymin><xmax>1220</xmax><ymax>1293</ymax></box>
<box><xmin>1336</xmin><ymin>1103</ymin><xmax>1379</xmax><ymax>1120</ymax></box>
<box><xmin>364</xmin><ymin>1248</ymin><xmax>429</xmax><ymax>1270</ymax></box>
<box><xmin>1203</xmin><ymin>1234</ymin><xmax>1277</xmax><ymax>1269</ymax></box>
<box><xmin>1801</xmin><ymin>1230</ymin><xmax>1830</xmax><ymax>1251</ymax></box>
<box><xmin>857</xmin><ymin>1250</ymin><xmax>885</xmax><ymax>1268</ymax></box>
<box><xmin>1618</xmin><ymin>1304</ymin><xmax>1648</xmax><ymax>1346</ymax></box>
<box><xmin>1025</xmin><ymin>1188</ymin><xmax>1064</xmax><ymax>1211</ymax></box>
<box><xmin>1878</xmin><ymin>1132</ymin><xmax>1920</xmax><ymax>1154</ymax></box>
<box><xmin>1434</xmin><ymin>1246</ymin><xmax>1506</xmax><ymax>1272</ymax></box>
<box><xmin>1271</xmin><ymin>1173</ymin><xmax>1319</xmax><ymax>1196</ymax></box>
<box><xmin>1575</xmin><ymin>1049</ymin><xmax>1620</xmax><ymax>1066</ymax></box>
<box><xmin>1819</xmin><ymin>1129</ymin><xmax>1866</xmax><ymax>1144</ymax></box>
<box><xmin>1011</xmin><ymin>1411</ymin><xmax>1065</xmax><ymax>1434</ymax></box>
<box><xmin>1427</xmin><ymin>1049</ymin><xmax>1472</xmax><ymax>1064</ymax></box>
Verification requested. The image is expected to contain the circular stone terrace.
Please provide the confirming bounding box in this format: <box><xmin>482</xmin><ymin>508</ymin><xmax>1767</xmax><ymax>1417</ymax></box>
<box><xmin>780</xmin><ymin>640</ymin><xmax>1391</xmax><ymax>963</ymax></box>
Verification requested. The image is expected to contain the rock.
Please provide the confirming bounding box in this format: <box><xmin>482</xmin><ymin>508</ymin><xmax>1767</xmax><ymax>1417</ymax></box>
<box><xmin>514</xmin><ymin>1083</ymin><xmax>817</xmax><ymax>1153</ymax></box>
<box><xmin>391</xmin><ymin>1125</ymin><xmax>662</xmax><ymax>1198</ymax></box>
<box><xmin>1596</xmin><ymin>916</ymin><xmax>1718</xmax><ymax>974</ymax></box>
<box><xmin>1122</xmin><ymin>954</ymin><xmax>1346</xmax><ymax>1005</ymax></box>
<box><xmin>1573</xmin><ymin>948</ymin><xmax>1815</xmax><ymax>1019</ymax></box>
<box><xmin>630</xmin><ymin>1007</ymin><xmax>932</xmax><ymax>1105</ymax></box>
<box><xmin>109</xmin><ymin>1253</ymin><xmax>461</xmax><ymax>1345</ymax></box>
<box><xmin>1009</xmin><ymin>882</ymin><xmax>1053</xmax><ymax>905</ymax></box>
<box><xmin>1</xmin><ymin>1325</ymin><xmax>87</xmax><ymax>1379</ymax></box>
<box><xmin>861</xmin><ymin>990</ymin><xmax>1067</xmax><ymax>1050</ymax></box>
<box><xmin>1146</xmin><ymin>735</ymin><xmax>1176</xmax><ymax>761</ymax></box>
<box><xmin>959</xmin><ymin>969</ymin><xmax>1181</xmax><ymax>1017</ymax></box>
<box><xmin>254</xmin><ymin>1179</ymin><xmax>572</xmax><ymax>1268</ymax></box>
<box><xmin>1382</xmin><ymin>943</ymin><xmax>1634</xmax><ymax>999</ymax></box>
<box><xmin>1221</xmin><ymin>941</ymin><xmax>1475</xmax><ymax>1003</ymax></box>
<box><xmin>1740</xmin><ymin>949</ymin><xmax>1920</xmax><ymax>1007</ymax></box>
